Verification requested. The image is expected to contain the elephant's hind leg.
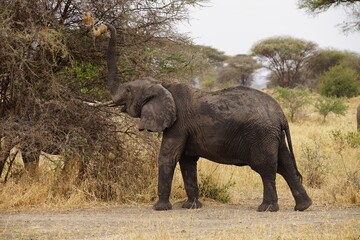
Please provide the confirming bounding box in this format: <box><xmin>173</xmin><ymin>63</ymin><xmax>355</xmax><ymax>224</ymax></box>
<box><xmin>250</xmin><ymin>154</ymin><xmax>279</xmax><ymax>212</ymax></box>
<box><xmin>256</xmin><ymin>172</ymin><xmax>279</xmax><ymax>212</ymax></box>
<box><xmin>179</xmin><ymin>155</ymin><xmax>202</xmax><ymax>209</ymax></box>
<box><xmin>278</xmin><ymin>148</ymin><xmax>312</xmax><ymax>211</ymax></box>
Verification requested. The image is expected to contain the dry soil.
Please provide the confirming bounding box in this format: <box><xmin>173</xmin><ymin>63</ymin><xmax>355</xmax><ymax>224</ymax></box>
<box><xmin>1</xmin><ymin>202</ymin><xmax>359</xmax><ymax>239</ymax></box>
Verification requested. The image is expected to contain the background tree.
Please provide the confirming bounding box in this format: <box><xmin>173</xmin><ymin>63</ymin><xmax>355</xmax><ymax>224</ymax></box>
<box><xmin>274</xmin><ymin>87</ymin><xmax>311</xmax><ymax>122</ymax></box>
<box><xmin>251</xmin><ymin>36</ymin><xmax>318</xmax><ymax>88</ymax></box>
<box><xmin>314</xmin><ymin>96</ymin><xmax>348</xmax><ymax>122</ymax></box>
<box><xmin>298</xmin><ymin>0</ymin><xmax>360</xmax><ymax>32</ymax></box>
<box><xmin>194</xmin><ymin>46</ymin><xmax>228</xmax><ymax>90</ymax></box>
<box><xmin>198</xmin><ymin>45</ymin><xmax>228</xmax><ymax>68</ymax></box>
<box><xmin>304</xmin><ymin>49</ymin><xmax>360</xmax><ymax>89</ymax></box>
<box><xmin>217</xmin><ymin>54</ymin><xmax>261</xmax><ymax>87</ymax></box>
<box><xmin>317</xmin><ymin>64</ymin><xmax>360</xmax><ymax>98</ymax></box>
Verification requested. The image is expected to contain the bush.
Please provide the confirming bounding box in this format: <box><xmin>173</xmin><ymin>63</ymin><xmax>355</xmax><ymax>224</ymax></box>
<box><xmin>198</xmin><ymin>173</ymin><xmax>235</xmax><ymax>203</ymax></box>
<box><xmin>0</xmin><ymin>114</ymin><xmax>160</xmax><ymax>207</ymax></box>
<box><xmin>345</xmin><ymin>132</ymin><xmax>360</xmax><ymax>148</ymax></box>
<box><xmin>331</xmin><ymin>130</ymin><xmax>360</xmax><ymax>149</ymax></box>
<box><xmin>274</xmin><ymin>87</ymin><xmax>311</xmax><ymax>122</ymax></box>
<box><xmin>314</xmin><ymin>96</ymin><xmax>348</xmax><ymax>122</ymax></box>
<box><xmin>330</xmin><ymin>130</ymin><xmax>360</xmax><ymax>192</ymax></box>
<box><xmin>318</xmin><ymin>64</ymin><xmax>360</xmax><ymax>98</ymax></box>
<box><xmin>301</xmin><ymin>141</ymin><xmax>329</xmax><ymax>188</ymax></box>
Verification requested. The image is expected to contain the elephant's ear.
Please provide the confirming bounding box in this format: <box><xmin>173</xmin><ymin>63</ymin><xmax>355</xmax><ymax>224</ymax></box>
<box><xmin>139</xmin><ymin>84</ymin><xmax>176</xmax><ymax>132</ymax></box>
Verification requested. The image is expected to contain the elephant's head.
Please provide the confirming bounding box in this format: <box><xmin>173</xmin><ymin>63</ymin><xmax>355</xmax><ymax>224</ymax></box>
<box><xmin>104</xmin><ymin>24</ymin><xmax>176</xmax><ymax>132</ymax></box>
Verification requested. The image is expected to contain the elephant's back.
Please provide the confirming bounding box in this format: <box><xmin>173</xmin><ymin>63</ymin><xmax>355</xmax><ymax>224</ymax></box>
<box><xmin>200</xmin><ymin>86</ymin><xmax>285</xmax><ymax>122</ymax></box>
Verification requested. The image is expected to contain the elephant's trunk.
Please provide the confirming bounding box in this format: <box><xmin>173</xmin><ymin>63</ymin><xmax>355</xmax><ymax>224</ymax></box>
<box><xmin>104</xmin><ymin>23</ymin><xmax>120</xmax><ymax>97</ymax></box>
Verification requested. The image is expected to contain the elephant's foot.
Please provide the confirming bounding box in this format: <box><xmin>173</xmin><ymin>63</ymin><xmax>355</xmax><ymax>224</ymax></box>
<box><xmin>182</xmin><ymin>199</ymin><xmax>202</xmax><ymax>209</ymax></box>
<box><xmin>153</xmin><ymin>200</ymin><xmax>172</xmax><ymax>211</ymax></box>
<box><xmin>257</xmin><ymin>202</ymin><xmax>279</xmax><ymax>212</ymax></box>
<box><xmin>294</xmin><ymin>197</ymin><xmax>312</xmax><ymax>211</ymax></box>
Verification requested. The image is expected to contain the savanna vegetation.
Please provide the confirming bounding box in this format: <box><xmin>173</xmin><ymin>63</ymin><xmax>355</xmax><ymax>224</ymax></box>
<box><xmin>0</xmin><ymin>0</ymin><xmax>206</xmax><ymax>208</ymax></box>
<box><xmin>0</xmin><ymin>0</ymin><xmax>359</xmax><ymax>212</ymax></box>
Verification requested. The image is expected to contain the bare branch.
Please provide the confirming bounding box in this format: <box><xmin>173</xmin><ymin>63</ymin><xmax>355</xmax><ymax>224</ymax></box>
<box><xmin>83</xmin><ymin>100</ymin><xmax>117</xmax><ymax>107</ymax></box>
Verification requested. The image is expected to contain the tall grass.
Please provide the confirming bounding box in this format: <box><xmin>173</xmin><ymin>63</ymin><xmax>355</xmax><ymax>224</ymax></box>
<box><xmin>290</xmin><ymin>96</ymin><xmax>360</xmax><ymax>206</ymax></box>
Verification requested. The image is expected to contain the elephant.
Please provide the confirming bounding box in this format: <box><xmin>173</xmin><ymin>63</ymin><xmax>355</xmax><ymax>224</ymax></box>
<box><xmin>100</xmin><ymin>23</ymin><xmax>312</xmax><ymax>212</ymax></box>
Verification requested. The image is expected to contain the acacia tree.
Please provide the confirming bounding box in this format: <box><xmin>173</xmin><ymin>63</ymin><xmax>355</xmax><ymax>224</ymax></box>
<box><xmin>298</xmin><ymin>0</ymin><xmax>360</xmax><ymax>32</ymax></box>
<box><xmin>195</xmin><ymin>46</ymin><xmax>228</xmax><ymax>90</ymax></box>
<box><xmin>275</xmin><ymin>87</ymin><xmax>311</xmax><ymax>122</ymax></box>
<box><xmin>217</xmin><ymin>54</ymin><xmax>261</xmax><ymax>87</ymax></box>
<box><xmin>251</xmin><ymin>36</ymin><xmax>318</xmax><ymax>88</ymax></box>
<box><xmin>0</xmin><ymin>0</ymin><xmax>204</xmax><ymax>117</ymax></box>
<box><xmin>0</xmin><ymin>0</ymin><xmax>204</xmax><ymax>201</ymax></box>
<box><xmin>314</xmin><ymin>96</ymin><xmax>348</xmax><ymax>122</ymax></box>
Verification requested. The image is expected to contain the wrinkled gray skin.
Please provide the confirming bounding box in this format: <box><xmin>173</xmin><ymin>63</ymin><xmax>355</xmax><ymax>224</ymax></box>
<box><xmin>357</xmin><ymin>104</ymin><xmax>360</xmax><ymax>131</ymax></box>
<box><xmin>103</xmin><ymin>24</ymin><xmax>312</xmax><ymax>212</ymax></box>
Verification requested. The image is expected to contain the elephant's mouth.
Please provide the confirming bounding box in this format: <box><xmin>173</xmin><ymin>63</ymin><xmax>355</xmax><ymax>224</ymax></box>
<box><xmin>115</xmin><ymin>100</ymin><xmax>127</xmax><ymax>112</ymax></box>
<box><xmin>114</xmin><ymin>98</ymin><xmax>127</xmax><ymax>112</ymax></box>
<box><xmin>116</xmin><ymin>101</ymin><xmax>141</xmax><ymax>117</ymax></box>
<box><xmin>119</xmin><ymin>102</ymin><xmax>139</xmax><ymax>118</ymax></box>
<box><xmin>120</xmin><ymin>104</ymin><xmax>127</xmax><ymax>112</ymax></box>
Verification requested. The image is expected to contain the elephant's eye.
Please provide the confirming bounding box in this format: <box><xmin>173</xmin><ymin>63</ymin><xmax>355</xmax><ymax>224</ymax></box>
<box><xmin>125</xmin><ymin>87</ymin><xmax>131</xmax><ymax>93</ymax></box>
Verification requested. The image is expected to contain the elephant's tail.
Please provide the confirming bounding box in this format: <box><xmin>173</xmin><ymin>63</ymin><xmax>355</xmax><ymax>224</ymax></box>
<box><xmin>283</xmin><ymin>122</ymin><xmax>303</xmax><ymax>183</ymax></box>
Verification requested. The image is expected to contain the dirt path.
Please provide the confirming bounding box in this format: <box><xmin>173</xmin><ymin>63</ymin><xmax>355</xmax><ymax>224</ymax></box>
<box><xmin>1</xmin><ymin>203</ymin><xmax>359</xmax><ymax>240</ymax></box>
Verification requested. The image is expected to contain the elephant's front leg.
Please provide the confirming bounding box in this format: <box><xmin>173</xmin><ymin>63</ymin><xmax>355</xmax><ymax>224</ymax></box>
<box><xmin>179</xmin><ymin>156</ymin><xmax>202</xmax><ymax>209</ymax></box>
<box><xmin>153</xmin><ymin>137</ymin><xmax>185</xmax><ymax>211</ymax></box>
<box><xmin>153</xmin><ymin>158</ymin><xmax>176</xmax><ymax>210</ymax></box>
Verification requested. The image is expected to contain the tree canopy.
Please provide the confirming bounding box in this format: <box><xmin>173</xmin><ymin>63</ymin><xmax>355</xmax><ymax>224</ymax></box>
<box><xmin>217</xmin><ymin>54</ymin><xmax>261</xmax><ymax>87</ymax></box>
<box><xmin>192</xmin><ymin>48</ymin><xmax>260</xmax><ymax>90</ymax></box>
<box><xmin>251</xmin><ymin>36</ymin><xmax>318</xmax><ymax>88</ymax></box>
<box><xmin>298</xmin><ymin>0</ymin><xmax>360</xmax><ymax>11</ymax></box>
<box><xmin>305</xmin><ymin>49</ymin><xmax>360</xmax><ymax>88</ymax></box>
<box><xmin>317</xmin><ymin>64</ymin><xmax>360</xmax><ymax>97</ymax></box>
<box><xmin>298</xmin><ymin>0</ymin><xmax>360</xmax><ymax>32</ymax></box>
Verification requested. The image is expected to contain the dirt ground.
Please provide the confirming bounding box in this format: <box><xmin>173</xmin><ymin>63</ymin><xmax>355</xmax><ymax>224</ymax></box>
<box><xmin>1</xmin><ymin>202</ymin><xmax>359</xmax><ymax>240</ymax></box>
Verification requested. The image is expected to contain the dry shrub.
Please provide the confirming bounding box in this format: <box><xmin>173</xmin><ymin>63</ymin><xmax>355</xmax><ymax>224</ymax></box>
<box><xmin>198</xmin><ymin>172</ymin><xmax>235</xmax><ymax>203</ymax></box>
<box><xmin>0</xmin><ymin>1</ymin><xmax>164</xmax><ymax>209</ymax></box>
<box><xmin>0</xmin><ymin>20</ymin><xmax>159</xmax><ymax>207</ymax></box>
<box><xmin>75</xmin><ymin>116</ymin><xmax>159</xmax><ymax>203</ymax></box>
<box><xmin>0</xmin><ymin>113</ymin><xmax>159</xmax><ymax>210</ymax></box>
<box><xmin>300</xmin><ymin>138</ymin><xmax>330</xmax><ymax>188</ymax></box>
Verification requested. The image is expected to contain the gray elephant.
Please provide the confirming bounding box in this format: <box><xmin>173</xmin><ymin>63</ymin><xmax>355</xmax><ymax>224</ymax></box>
<box><xmin>100</xmin><ymin>23</ymin><xmax>312</xmax><ymax>212</ymax></box>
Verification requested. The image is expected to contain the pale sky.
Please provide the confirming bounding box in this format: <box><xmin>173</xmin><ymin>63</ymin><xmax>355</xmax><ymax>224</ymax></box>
<box><xmin>177</xmin><ymin>0</ymin><xmax>360</xmax><ymax>56</ymax></box>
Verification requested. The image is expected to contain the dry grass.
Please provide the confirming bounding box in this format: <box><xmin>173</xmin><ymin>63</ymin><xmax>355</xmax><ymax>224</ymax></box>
<box><xmin>290</xmin><ymin>95</ymin><xmax>360</xmax><ymax>207</ymax></box>
<box><xmin>0</xmin><ymin>118</ymin><xmax>159</xmax><ymax>211</ymax></box>
<box><xmin>0</xmin><ymin>162</ymin><xmax>96</xmax><ymax>210</ymax></box>
<box><xmin>0</xmin><ymin>96</ymin><xmax>359</xmax><ymax>211</ymax></box>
